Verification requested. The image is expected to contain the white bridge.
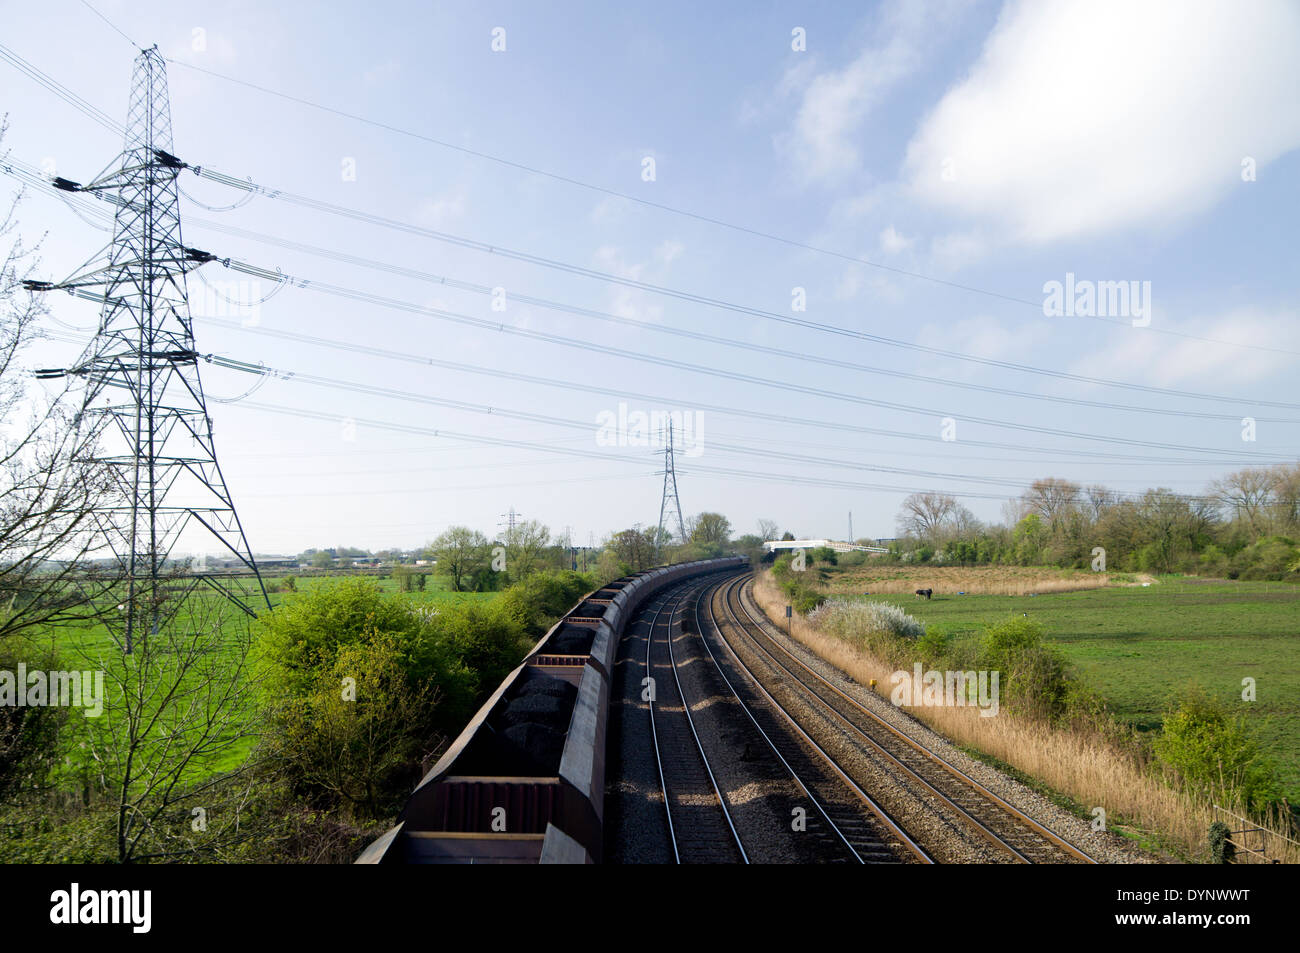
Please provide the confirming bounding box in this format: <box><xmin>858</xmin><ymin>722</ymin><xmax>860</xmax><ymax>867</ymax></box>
<box><xmin>762</xmin><ymin>538</ymin><xmax>890</xmax><ymax>554</ymax></box>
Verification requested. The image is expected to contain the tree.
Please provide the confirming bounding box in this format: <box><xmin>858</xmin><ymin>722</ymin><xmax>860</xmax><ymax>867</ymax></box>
<box><xmin>1</xmin><ymin>155</ymin><xmax>120</xmax><ymax>642</ymax></box>
<box><xmin>503</xmin><ymin>519</ymin><xmax>549</xmax><ymax>580</ymax></box>
<box><xmin>310</xmin><ymin>550</ymin><xmax>333</xmax><ymax>570</ymax></box>
<box><xmin>608</xmin><ymin>528</ymin><xmax>655</xmax><ymax>571</ymax></box>
<box><xmin>429</xmin><ymin>526</ymin><xmax>491</xmax><ymax>592</ymax></box>
<box><xmin>1022</xmin><ymin>477</ymin><xmax>1081</xmax><ymax>536</ymax></box>
<box><xmin>1211</xmin><ymin>467</ymin><xmax>1281</xmax><ymax>539</ymax></box>
<box><xmin>79</xmin><ymin>597</ymin><xmax>265</xmax><ymax>862</ymax></box>
<box><xmin>756</xmin><ymin>519</ymin><xmax>780</xmax><ymax>541</ymax></box>
<box><xmin>896</xmin><ymin>492</ymin><xmax>959</xmax><ymax>544</ymax></box>
<box><xmin>732</xmin><ymin>534</ymin><xmax>767</xmax><ymax>566</ymax></box>
<box><xmin>691</xmin><ymin>512</ymin><xmax>732</xmax><ymax>545</ymax></box>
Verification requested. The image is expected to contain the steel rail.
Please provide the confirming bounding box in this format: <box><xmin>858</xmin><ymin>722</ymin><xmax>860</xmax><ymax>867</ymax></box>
<box><xmin>644</xmin><ymin>580</ymin><xmax>748</xmax><ymax>864</ymax></box>
<box><xmin>730</xmin><ymin>573</ymin><xmax>1098</xmax><ymax>864</ymax></box>
<box><xmin>694</xmin><ymin>575</ymin><xmax>933</xmax><ymax>864</ymax></box>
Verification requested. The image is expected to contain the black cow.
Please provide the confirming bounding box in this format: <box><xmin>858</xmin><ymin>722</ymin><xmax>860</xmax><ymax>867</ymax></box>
<box><xmin>914</xmin><ymin>588</ymin><xmax>933</xmax><ymax>600</ymax></box>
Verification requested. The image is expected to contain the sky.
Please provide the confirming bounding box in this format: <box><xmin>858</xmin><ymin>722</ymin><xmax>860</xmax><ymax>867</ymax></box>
<box><xmin>2</xmin><ymin>0</ymin><xmax>1298</xmax><ymax>557</ymax></box>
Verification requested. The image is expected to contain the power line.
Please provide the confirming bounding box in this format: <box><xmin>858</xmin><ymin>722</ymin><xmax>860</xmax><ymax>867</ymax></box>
<box><xmin>232</xmin><ymin>400</ymin><xmax>1286</xmax><ymax>507</ymax></box>
<box><xmin>8</xmin><ymin>150</ymin><xmax>1299</xmax><ymax>417</ymax></box>
<box><xmin>187</xmin><ymin>158</ymin><xmax>1300</xmax><ymax>361</ymax></box>
<box><xmin>177</xmin><ymin>316</ymin><xmax>1300</xmax><ymax>466</ymax></box>
<box><xmin>6</xmin><ymin>42</ymin><xmax>1298</xmax><ymax>373</ymax></box>
<box><xmin>174</xmin><ymin>213</ymin><xmax>1300</xmax><ymax>419</ymax></box>
<box><xmin>78</xmin><ymin>0</ymin><xmax>140</xmax><ymax>50</ymax></box>
<box><xmin>158</xmin><ymin>52</ymin><xmax>1299</xmax><ymax>363</ymax></box>
<box><xmin>22</xmin><ymin>213</ymin><xmax>1292</xmax><ymax>461</ymax></box>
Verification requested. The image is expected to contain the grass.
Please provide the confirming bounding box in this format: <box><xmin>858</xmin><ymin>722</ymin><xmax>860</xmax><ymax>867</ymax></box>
<box><xmin>762</xmin><ymin>562</ymin><xmax>1300</xmax><ymax>861</ymax></box>
<box><xmin>13</xmin><ymin>573</ymin><xmax>502</xmax><ymax>780</ymax></box>
<box><xmin>824</xmin><ymin>563</ymin><xmax>1144</xmax><ymax>595</ymax></box>
<box><xmin>835</xmin><ymin>574</ymin><xmax>1300</xmax><ymax>800</ymax></box>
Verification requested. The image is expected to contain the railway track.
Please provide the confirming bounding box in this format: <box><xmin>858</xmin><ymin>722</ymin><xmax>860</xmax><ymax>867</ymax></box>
<box><xmin>644</xmin><ymin>583</ymin><xmax>748</xmax><ymax>863</ymax></box>
<box><xmin>690</xmin><ymin>578</ymin><xmax>930</xmax><ymax>864</ymax></box>
<box><xmin>718</xmin><ymin>572</ymin><xmax>1098</xmax><ymax>865</ymax></box>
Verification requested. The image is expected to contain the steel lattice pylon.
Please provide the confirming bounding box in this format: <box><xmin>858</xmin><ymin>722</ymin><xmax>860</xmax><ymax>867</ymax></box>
<box><xmin>655</xmin><ymin>420</ymin><xmax>687</xmax><ymax>557</ymax></box>
<box><xmin>30</xmin><ymin>47</ymin><xmax>269</xmax><ymax>649</ymax></box>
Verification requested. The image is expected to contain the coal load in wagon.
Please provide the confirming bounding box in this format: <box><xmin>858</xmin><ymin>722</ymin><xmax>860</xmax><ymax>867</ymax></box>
<box><xmin>571</xmin><ymin>601</ymin><xmax>608</xmax><ymax>620</ymax></box>
<box><xmin>548</xmin><ymin>621</ymin><xmax>597</xmax><ymax>656</ymax></box>
<box><xmin>463</xmin><ymin>674</ymin><xmax>579</xmax><ymax>777</ymax></box>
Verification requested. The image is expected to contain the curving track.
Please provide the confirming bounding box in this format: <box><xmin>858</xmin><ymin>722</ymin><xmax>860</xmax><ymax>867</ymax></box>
<box><xmin>716</xmin><ymin>572</ymin><xmax>1098</xmax><ymax>864</ymax></box>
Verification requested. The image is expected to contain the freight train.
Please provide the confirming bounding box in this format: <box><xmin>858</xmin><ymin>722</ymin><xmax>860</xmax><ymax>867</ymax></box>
<box><xmin>357</xmin><ymin>556</ymin><xmax>747</xmax><ymax>864</ymax></box>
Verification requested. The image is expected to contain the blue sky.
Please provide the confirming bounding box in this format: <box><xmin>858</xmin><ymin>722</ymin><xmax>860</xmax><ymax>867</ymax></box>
<box><xmin>3</xmin><ymin>0</ymin><xmax>1298</xmax><ymax>555</ymax></box>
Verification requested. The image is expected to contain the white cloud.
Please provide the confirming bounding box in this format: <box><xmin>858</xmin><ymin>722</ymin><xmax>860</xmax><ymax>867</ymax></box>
<box><xmin>1068</xmin><ymin>307</ymin><xmax>1299</xmax><ymax>388</ymax></box>
<box><xmin>777</xmin><ymin>0</ymin><xmax>970</xmax><ymax>183</ymax></box>
<box><xmin>879</xmin><ymin>225</ymin><xmax>914</xmax><ymax>254</ymax></box>
<box><xmin>415</xmin><ymin>186</ymin><xmax>467</xmax><ymax>229</ymax></box>
<box><xmin>903</xmin><ymin>0</ymin><xmax>1300</xmax><ymax>244</ymax></box>
<box><xmin>655</xmin><ymin>239</ymin><xmax>685</xmax><ymax>266</ymax></box>
<box><xmin>592</xmin><ymin>246</ymin><xmax>664</xmax><ymax>323</ymax></box>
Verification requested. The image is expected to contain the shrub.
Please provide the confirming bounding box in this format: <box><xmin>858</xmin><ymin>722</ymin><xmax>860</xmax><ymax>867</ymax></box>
<box><xmin>1208</xmin><ymin>821</ymin><xmax>1235</xmax><ymax>864</ymax></box>
<box><xmin>495</xmin><ymin>570</ymin><xmax>594</xmax><ymax>635</ymax></box>
<box><xmin>253</xmin><ymin>579</ymin><xmax>477</xmax><ymax>733</ymax></box>
<box><xmin>914</xmin><ymin>627</ymin><xmax>950</xmax><ymax>667</ymax></box>
<box><xmin>806</xmin><ymin>598</ymin><xmax>923</xmax><ymax>666</ymax></box>
<box><xmin>979</xmin><ymin>616</ymin><xmax>1070</xmax><ymax>723</ymax></box>
<box><xmin>261</xmin><ymin>631</ymin><xmax>440</xmax><ymax>817</ymax></box>
<box><xmin>1153</xmin><ymin>686</ymin><xmax>1281</xmax><ymax>814</ymax></box>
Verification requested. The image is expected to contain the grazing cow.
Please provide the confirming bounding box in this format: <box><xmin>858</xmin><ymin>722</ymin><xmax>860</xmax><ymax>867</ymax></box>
<box><xmin>914</xmin><ymin>588</ymin><xmax>933</xmax><ymax>600</ymax></box>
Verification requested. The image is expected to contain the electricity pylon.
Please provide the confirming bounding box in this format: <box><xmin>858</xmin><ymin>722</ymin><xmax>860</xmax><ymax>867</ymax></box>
<box><xmin>655</xmin><ymin>420</ymin><xmax>686</xmax><ymax>559</ymax></box>
<box><xmin>26</xmin><ymin>46</ymin><xmax>268</xmax><ymax>650</ymax></box>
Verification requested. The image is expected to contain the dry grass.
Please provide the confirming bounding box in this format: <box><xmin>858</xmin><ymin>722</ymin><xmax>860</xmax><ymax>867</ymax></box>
<box><xmin>824</xmin><ymin>564</ymin><xmax>1155</xmax><ymax>596</ymax></box>
<box><xmin>751</xmin><ymin>572</ymin><xmax>1298</xmax><ymax>863</ymax></box>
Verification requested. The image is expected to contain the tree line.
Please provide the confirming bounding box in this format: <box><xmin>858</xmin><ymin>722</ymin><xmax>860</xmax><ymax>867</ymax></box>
<box><xmin>892</xmin><ymin>466</ymin><xmax>1300</xmax><ymax>578</ymax></box>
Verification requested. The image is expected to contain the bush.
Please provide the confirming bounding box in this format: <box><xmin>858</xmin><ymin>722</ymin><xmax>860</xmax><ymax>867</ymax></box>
<box><xmin>806</xmin><ymin>598</ymin><xmax>923</xmax><ymax>666</ymax></box>
<box><xmin>979</xmin><ymin>616</ymin><xmax>1070</xmax><ymax>723</ymax></box>
<box><xmin>261</xmin><ymin>631</ymin><xmax>440</xmax><ymax>817</ymax></box>
<box><xmin>1208</xmin><ymin>821</ymin><xmax>1235</xmax><ymax>864</ymax></box>
<box><xmin>914</xmin><ymin>627</ymin><xmax>950</xmax><ymax>668</ymax></box>
<box><xmin>1153</xmin><ymin>686</ymin><xmax>1281</xmax><ymax>814</ymax></box>
<box><xmin>254</xmin><ymin>579</ymin><xmax>477</xmax><ymax>736</ymax></box>
<box><xmin>495</xmin><ymin>570</ymin><xmax>594</xmax><ymax>635</ymax></box>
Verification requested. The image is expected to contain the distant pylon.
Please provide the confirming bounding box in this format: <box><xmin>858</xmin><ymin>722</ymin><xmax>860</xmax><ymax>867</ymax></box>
<box><xmin>499</xmin><ymin>506</ymin><xmax>520</xmax><ymax>537</ymax></box>
<box><xmin>655</xmin><ymin>421</ymin><xmax>687</xmax><ymax>557</ymax></box>
<box><xmin>25</xmin><ymin>47</ymin><xmax>269</xmax><ymax>650</ymax></box>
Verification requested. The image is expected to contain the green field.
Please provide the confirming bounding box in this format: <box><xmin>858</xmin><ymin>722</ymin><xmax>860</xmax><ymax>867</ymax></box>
<box><xmin>848</xmin><ymin>577</ymin><xmax>1300</xmax><ymax>799</ymax></box>
<box><xmin>16</xmin><ymin>573</ymin><xmax>500</xmax><ymax>778</ymax></box>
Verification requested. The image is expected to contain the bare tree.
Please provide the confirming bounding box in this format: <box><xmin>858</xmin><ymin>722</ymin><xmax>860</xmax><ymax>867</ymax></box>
<box><xmin>1022</xmin><ymin>477</ymin><xmax>1081</xmax><ymax>535</ymax></box>
<box><xmin>1084</xmin><ymin>484</ymin><xmax>1116</xmax><ymax>521</ymax></box>
<box><xmin>1</xmin><ymin>146</ymin><xmax>119</xmax><ymax>642</ymax></box>
<box><xmin>79</xmin><ymin>596</ymin><xmax>265</xmax><ymax>862</ymax></box>
<box><xmin>1268</xmin><ymin>463</ymin><xmax>1300</xmax><ymax>536</ymax></box>
<box><xmin>756</xmin><ymin>518</ymin><xmax>780</xmax><ymax>541</ymax></box>
<box><xmin>896</xmin><ymin>492</ymin><xmax>959</xmax><ymax>544</ymax></box>
<box><xmin>1211</xmin><ymin>467</ymin><xmax>1282</xmax><ymax>538</ymax></box>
